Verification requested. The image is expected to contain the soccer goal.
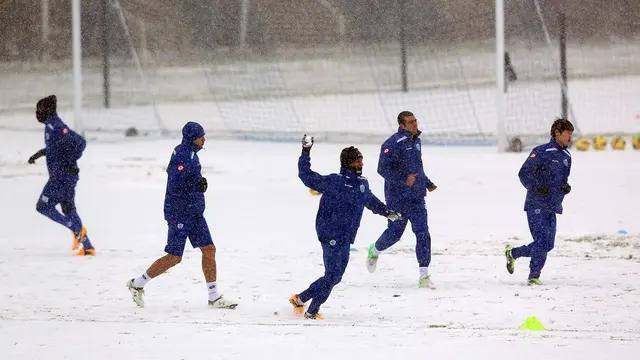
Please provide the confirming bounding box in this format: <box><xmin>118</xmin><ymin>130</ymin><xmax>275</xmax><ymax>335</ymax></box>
<box><xmin>1</xmin><ymin>1</ymin><xmax>638</xmax><ymax>146</ymax></box>
<box><xmin>496</xmin><ymin>0</ymin><xmax>640</xmax><ymax>151</ymax></box>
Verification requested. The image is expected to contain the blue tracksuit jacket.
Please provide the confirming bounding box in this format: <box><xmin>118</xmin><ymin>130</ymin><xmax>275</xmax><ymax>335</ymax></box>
<box><xmin>164</xmin><ymin>123</ymin><xmax>206</xmax><ymax>221</ymax></box>
<box><xmin>377</xmin><ymin>128</ymin><xmax>434</xmax><ymax>206</ymax></box>
<box><xmin>519</xmin><ymin>138</ymin><xmax>572</xmax><ymax>214</ymax></box>
<box><xmin>43</xmin><ymin>114</ymin><xmax>86</xmax><ymax>181</ymax></box>
<box><xmin>298</xmin><ymin>152</ymin><xmax>389</xmax><ymax>243</ymax></box>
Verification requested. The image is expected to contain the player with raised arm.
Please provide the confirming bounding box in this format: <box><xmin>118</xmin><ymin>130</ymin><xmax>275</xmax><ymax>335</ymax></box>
<box><xmin>289</xmin><ymin>135</ymin><xmax>401</xmax><ymax>319</ymax></box>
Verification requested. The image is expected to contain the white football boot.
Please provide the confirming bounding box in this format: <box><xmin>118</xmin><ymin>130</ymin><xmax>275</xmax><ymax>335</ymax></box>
<box><xmin>208</xmin><ymin>295</ymin><xmax>238</xmax><ymax>309</ymax></box>
<box><xmin>126</xmin><ymin>279</ymin><xmax>145</xmax><ymax>307</ymax></box>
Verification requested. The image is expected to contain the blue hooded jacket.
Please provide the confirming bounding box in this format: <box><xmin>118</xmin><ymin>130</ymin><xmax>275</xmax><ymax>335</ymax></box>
<box><xmin>377</xmin><ymin>128</ymin><xmax>434</xmax><ymax>207</ymax></box>
<box><xmin>43</xmin><ymin>113</ymin><xmax>86</xmax><ymax>182</ymax></box>
<box><xmin>519</xmin><ymin>137</ymin><xmax>572</xmax><ymax>214</ymax></box>
<box><xmin>298</xmin><ymin>151</ymin><xmax>389</xmax><ymax>244</ymax></box>
<box><xmin>164</xmin><ymin>122</ymin><xmax>206</xmax><ymax>221</ymax></box>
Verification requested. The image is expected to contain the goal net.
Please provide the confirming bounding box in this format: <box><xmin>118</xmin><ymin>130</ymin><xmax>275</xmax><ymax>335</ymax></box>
<box><xmin>1</xmin><ymin>0</ymin><xmax>639</xmax><ymax>146</ymax></box>
<box><xmin>499</xmin><ymin>0</ymin><xmax>640</xmax><ymax>149</ymax></box>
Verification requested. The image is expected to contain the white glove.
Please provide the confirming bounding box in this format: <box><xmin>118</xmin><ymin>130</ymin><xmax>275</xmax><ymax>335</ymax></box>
<box><xmin>301</xmin><ymin>134</ymin><xmax>314</xmax><ymax>152</ymax></box>
<box><xmin>387</xmin><ymin>211</ymin><xmax>402</xmax><ymax>221</ymax></box>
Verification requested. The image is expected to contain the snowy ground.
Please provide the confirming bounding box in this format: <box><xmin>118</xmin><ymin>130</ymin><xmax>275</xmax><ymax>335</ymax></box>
<box><xmin>1</xmin><ymin>132</ymin><xmax>639</xmax><ymax>359</ymax></box>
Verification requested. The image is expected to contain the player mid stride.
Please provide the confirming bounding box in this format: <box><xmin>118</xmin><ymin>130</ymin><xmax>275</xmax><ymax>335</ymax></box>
<box><xmin>126</xmin><ymin>122</ymin><xmax>237</xmax><ymax>309</ymax></box>
<box><xmin>28</xmin><ymin>95</ymin><xmax>95</xmax><ymax>255</ymax></box>
<box><xmin>505</xmin><ymin>118</ymin><xmax>574</xmax><ymax>285</ymax></box>
<box><xmin>289</xmin><ymin>135</ymin><xmax>401</xmax><ymax>319</ymax></box>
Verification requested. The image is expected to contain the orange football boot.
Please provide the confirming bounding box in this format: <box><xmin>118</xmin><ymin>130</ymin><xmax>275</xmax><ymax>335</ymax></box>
<box><xmin>289</xmin><ymin>294</ymin><xmax>305</xmax><ymax>315</ymax></box>
<box><xmin>73</xmin><ymin>247</ymin><xmax>96</xmax><ymax>256</ymax></box>
<box><xmin>72</xmin><ymin>226</ymin><xmax>87</xmax><ymax>251</ymax></box>
<box><xmin>304</xmin><ymin>312</ymin><xmax>324</xmax><ymax>320</ymax></box>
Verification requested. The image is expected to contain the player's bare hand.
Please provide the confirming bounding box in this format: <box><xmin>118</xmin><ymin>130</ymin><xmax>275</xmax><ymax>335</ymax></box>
<box><xmin>428</xmin><ymin>184</ymin><xmax>437</xmax><ymax>192</ymax></box>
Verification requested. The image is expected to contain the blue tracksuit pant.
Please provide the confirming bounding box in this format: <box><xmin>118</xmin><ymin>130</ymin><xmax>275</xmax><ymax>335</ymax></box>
<box><xmin>511</xmin><ymin>209</ymin><xmax>557</xmax><ymax>279</ymax></box>
<box><xmin>36</xmin><ymin>179</ymin><xmax>83</xmax><ymax>234</ymax></box>
<box><xmin>298</xmin><ymin>239</ymin><xmax>351</xmax><ymax>315</ymax></box>
<box><xmin>374</xmin><ymin>200</ymin><xmax>431</xmax><ymax>267</ymax></box>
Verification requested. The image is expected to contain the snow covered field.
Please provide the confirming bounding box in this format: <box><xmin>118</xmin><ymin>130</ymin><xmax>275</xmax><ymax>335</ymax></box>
<box><xmin>1</xmin><ymin>131</ymin><xmax>639</xmax><ymax>359</ymax></box>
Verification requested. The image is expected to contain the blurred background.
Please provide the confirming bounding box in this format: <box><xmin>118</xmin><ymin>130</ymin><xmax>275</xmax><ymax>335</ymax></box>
<box><xmin>1</xmin><ymin>0</ymin><xmax>639</xmax><ymax>144</ymax></box>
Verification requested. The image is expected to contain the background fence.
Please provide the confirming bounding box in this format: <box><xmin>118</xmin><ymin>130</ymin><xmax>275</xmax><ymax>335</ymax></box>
<box><xmin>1</xmin><ymin>0</ymin><xmax>639</xmax><ymax>142</ymax></box>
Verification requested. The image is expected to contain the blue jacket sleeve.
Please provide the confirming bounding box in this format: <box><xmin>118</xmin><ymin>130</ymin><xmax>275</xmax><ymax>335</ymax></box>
<box><xmin>298</xmin><ymin>152</ymin><xmax>329</xmax><ymax>193</ymax></box>
<box><xmin>48</xmin><ymin>127</ymin><xmax>85</xmax><ymax>162</ymax></box>
<box><xmin>421</xmin><ymin>173</ymin><xmax>435</xmax><ymax>189</ymax></box>
<box><xmin>518</xmin><ymin>150</ymin><xmax>543</xmax><ymax>191</ymax></box>
<box><xmin>185</xmin><ymin>157</ymin><xmax>203</xmax><ymax>191</ymax></box>
<box><xmin>377</xmin><ymin>140</ymin><xmax>407</xmax><ymax>185</ymax></box>
<box><xmin>365</xmin><ymin>189</ymin><xmax>389</xmax><ymax>216</ymax></box>
<box><xmin>167</xmin><ymin>150</ymin><xmax>202</xmax><ymax>194</ymax></box>
<box><xmin>167</xmin><ymin>154</ymin><xmax>187</xmax><ymax>195</ymax></box>
<box><xmin>61</xmin><ymin>131</ymin><xmax>86</xmax><ymax>161</ymax></box>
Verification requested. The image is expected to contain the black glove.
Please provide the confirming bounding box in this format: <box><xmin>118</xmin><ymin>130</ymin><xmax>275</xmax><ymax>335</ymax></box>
<box><xmin>28</xmin><ymin>148</ymin><xmax>46</xmax><ymax>164</ymax></box>
<box><xmin>561</xmin><ymin>183</ymin><xmax>571</xmax><ymax>195</ymax></box>
<box><xmin>197</xmin><ymin>177</ymin><xmax>208</xmax><ymax>193</ymax></box>
<box><xmin>301</xmin><ymin>134</ymin><xmax>314</xmax><ymax>153</ymax></box>
<box><xmin>536</xmin><ymin>185</ymin><xmax>550</xmax><ymax>195</ymax></box>
<box><xmin>67</xmin><ymin>165</ymin><xmax>80</xmax><ymax>175</ymax></box>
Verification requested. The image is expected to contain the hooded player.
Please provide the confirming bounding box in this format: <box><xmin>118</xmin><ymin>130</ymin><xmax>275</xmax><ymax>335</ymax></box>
<box><xmin>127</xmin><ymin>122</ymin><xmax>237</xmax><ymax>309</ymax></box>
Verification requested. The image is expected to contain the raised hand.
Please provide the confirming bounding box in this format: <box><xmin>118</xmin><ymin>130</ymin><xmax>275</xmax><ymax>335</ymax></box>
<box><xmin>301</xmin><ymin>134</ymin><xmax>314</xmax><ymax>153</ymax></box>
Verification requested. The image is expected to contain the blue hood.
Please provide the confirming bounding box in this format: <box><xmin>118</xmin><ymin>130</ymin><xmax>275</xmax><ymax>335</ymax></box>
<box><xmin>181</xmin><ymin>122</ymin><xmax>205</xmax><ymax>150</ymax></box>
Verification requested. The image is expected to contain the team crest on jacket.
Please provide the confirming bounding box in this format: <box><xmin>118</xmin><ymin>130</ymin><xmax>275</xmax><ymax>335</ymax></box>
<box><xmin>383</xmin><ymin>148</ymin><xmax>390</xmax><ymax>155</ymax></box>
<box><xmin>177</xmin><ymin>163</ymin><xmax>185</xmax><ymax>172</ymax></box>
<box><xmin>529</xmin><ymin>153</ymin><xmax>536</xmax><ymax>158</ymax></box>
<box><xmin>62</xmin><ymin>128</ymin><xmax>69</xmax><ymax>135</ymax></box>
<box><xmin>360</xmin><ymin>184</ymin><xmax>365</xmax><ymax>192</ymax></box>
<box><xmin>563</xmin><ymin>159</ymin><xmax>568</xmax><ymax>167</ymax></box>
<box><xmin>416</xmin><ymin>143</ymin><xmax>421</xmax><ymax>151</ymax></box>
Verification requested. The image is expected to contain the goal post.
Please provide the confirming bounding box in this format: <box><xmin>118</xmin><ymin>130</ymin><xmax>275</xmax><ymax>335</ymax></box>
<box><xmin>72</xmin><ymin>0</ymin><xmax>82</xmax><ymax>135</ymax></box>
<box><xmin>496</xmin><ymin>0</ymin><xmax>582</xmax><ymax>152</ymax></box>
<box><xmin>495</xmin><ymin>0</ymin><xmax>507</xmax><ymax>152</ymax></box>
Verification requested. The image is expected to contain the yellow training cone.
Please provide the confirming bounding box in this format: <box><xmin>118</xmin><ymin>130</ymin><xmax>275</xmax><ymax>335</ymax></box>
<box><xmin>519</xmin><ymin>316</ymin><xmax>546</xmax><ymax>331</ymax></box>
